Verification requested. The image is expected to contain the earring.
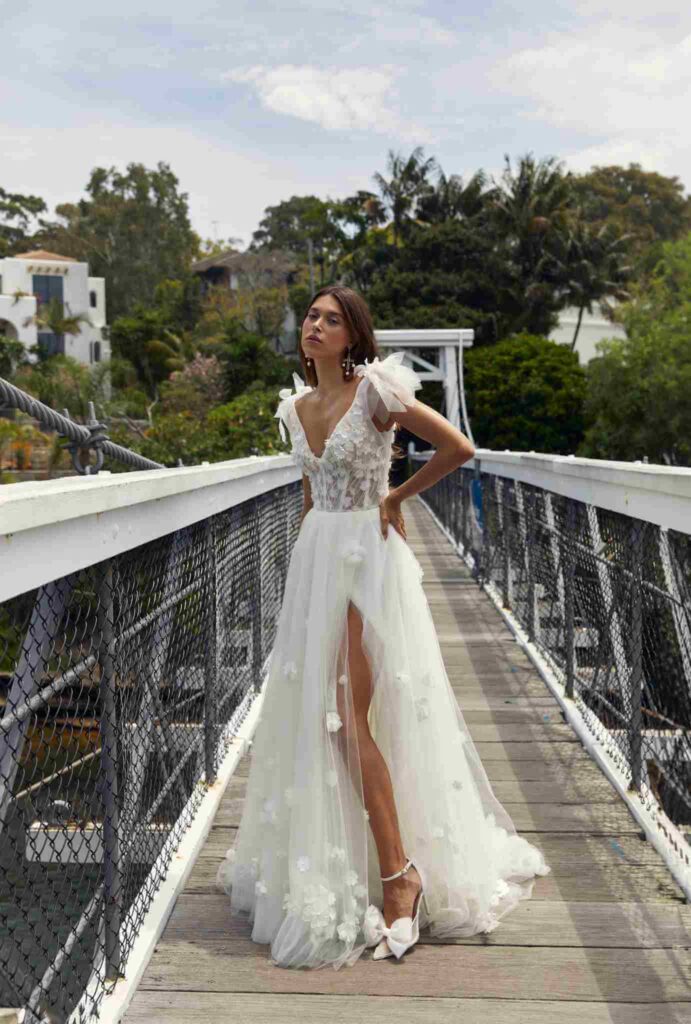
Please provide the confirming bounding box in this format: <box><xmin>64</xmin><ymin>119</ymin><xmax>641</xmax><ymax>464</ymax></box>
<box><xmin>342</xmin><ymin>348</ymin><xmax>354</xmax><ymax>379</ymax></box>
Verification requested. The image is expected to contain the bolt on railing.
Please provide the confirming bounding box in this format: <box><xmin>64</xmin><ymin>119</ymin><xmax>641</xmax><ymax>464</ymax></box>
<box><xmin>0</xmin><ymin>375</ymin><xmax>163</xmax><ymax>474</ymax></box>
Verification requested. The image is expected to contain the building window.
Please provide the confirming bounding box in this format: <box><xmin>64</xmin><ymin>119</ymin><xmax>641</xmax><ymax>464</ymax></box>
<box><xmin>90</xmin><ymin>341</ymin><xmax>101</xmax><ymax>363</ymax></box>
<box><xmin>90</xmin><ymin>290</ymin><xmax>97</xmax><ymax>308</ymax></box>
<box><xmin>32</xmin><ymin>275</ymin><xmax>64</xmax><ymax>309</ymax></box>
<box><xmin>37</xmin><ymin>332</ymin><xmax>65</xmax><ymax>357</ymax></box>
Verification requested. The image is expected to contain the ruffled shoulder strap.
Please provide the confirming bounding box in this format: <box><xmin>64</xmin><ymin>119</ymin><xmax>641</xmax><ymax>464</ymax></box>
<box><xmin>274</xmin><ymin>371</ymin><xmax>313</xmax><ymax>444</ymax></box>
<box><xmin>353</xmin><ymin>350</ymin><xmax>422</xmax><ymax>425</ymax></box>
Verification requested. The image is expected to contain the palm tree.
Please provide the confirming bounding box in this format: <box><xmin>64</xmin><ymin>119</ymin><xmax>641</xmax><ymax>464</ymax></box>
<box><xmin>490</xmin><ymin>153</ymin><xmax>576</xmax><ymax>335</ymax></box>
<box><xmin>552</xmin><ymin>220</ymin><xmax>632</xmax><ymax>349</ymax></box>
<box><xmin>416</xmin><ymin>169</ymin><xmax>489</xmax><ymax>224</ymax></box>
<box><xmin>22</xmin><ymin>296</ymin><xmax>93</xmax><ymax>358</ymax></box>
<box><xmin>372</xmin><ymin>147</ymin><xmax>440</xmax><ymax>245</ymax></box>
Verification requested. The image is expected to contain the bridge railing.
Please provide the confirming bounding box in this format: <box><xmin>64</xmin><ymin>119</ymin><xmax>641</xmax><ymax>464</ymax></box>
<box><xmin>0</xmin><ymin>458</ymin><xmax>301</xmax><ymax>1022</ymax></box>
<box><xmin>412</xmin><ymin>448</ymin><xmax>691</xmax><ymax>901</ymax></box>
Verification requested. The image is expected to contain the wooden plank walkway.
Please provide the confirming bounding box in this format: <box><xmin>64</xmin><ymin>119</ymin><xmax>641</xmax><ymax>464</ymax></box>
<box><xmin>124</xmin><ymin>497</ymin><xmax>691</xmax><ymax>1023</ymax></box>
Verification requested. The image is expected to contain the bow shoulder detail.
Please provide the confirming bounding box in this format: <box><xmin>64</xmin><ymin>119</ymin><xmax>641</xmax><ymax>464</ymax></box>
<box><xmin>274</xmin><ymin>371</ymin><xmax>313</xmax><ymax>444</ymax></box>
<box><xmin>353</xmin><ymin>350</ymin><xmax>422</xmax><ymax>422</ymax></box>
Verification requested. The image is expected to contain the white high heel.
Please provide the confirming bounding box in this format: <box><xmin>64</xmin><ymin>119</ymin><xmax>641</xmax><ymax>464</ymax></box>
<box><xmin>364</xmin><ymin>857</ymin><xmax>428</xmax><ymax>961</ymax></box>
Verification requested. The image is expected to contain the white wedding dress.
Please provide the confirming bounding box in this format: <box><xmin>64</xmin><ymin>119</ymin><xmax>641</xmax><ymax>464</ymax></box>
<box><xmin>216</xmin><ymin>350</ymin><xmax>551</xmax><ymax>969</ymax></box>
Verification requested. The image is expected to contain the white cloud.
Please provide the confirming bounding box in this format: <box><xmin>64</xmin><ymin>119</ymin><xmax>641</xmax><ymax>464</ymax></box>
<box><xmin>488</xmin><ymin>22</ymin><xmax>691</xmax><ymax>179</ymax></box>
<box><xmin>220</xmin><ymin>63</ymin><xmax>434</xmax><ymax>143</ymax></box>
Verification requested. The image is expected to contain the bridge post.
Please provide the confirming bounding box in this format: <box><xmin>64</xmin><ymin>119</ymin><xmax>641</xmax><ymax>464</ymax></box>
<box><xmin>525</xmin><ymin>487</ymin><xmax>537</xmax><ymax>643</ymax></box>
<box><xmin>500</xmin><ymin>480</ymin><xmax>512</xmax><ymax>609</ymax></box>
<box><xmin>628</xmin><ymin>519</ymin><xmax>645</xmax><ymax>792</ymax></box>
<box><xmin>204</xmin><ymin>518</ymin><xmax>218</xmax><ymax>785</ymax></box>
<box><xmin>96</xmin><ymin>559</ymin><xmax>122</xmax><ymax>983</ymax></box>
<box><xmin>561</xmin><ymin>499</ymin><xmax>577</xmax><ymax>700</ymax></box>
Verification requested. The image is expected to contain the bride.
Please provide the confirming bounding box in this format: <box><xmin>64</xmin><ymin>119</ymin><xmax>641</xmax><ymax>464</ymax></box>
<box><xmin>216</xmin><ymin>285</ymin><xmax>551</xmax><ymax>968</ymax></box>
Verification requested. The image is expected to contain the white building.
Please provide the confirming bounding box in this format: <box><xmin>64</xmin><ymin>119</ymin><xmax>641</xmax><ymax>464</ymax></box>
<box><xmin>550</xmin><ymin>304</ymin><xmax>627</xmax><ymax>364</ymax></box>
<box><xmin>0</xmin><ymin>249</ymin><xmax>110</xmax><ymax>366</ymax></box>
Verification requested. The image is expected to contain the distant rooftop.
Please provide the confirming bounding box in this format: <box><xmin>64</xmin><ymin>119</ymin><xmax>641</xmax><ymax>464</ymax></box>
<box><xmin>12</xmin><ymin>249</ymin><xmax>78</xmax><ymax>262</ymax></box>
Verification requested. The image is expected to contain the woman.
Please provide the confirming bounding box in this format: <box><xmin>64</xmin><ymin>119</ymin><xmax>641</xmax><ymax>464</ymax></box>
<box><xmin>216</xmin><ymin>286</ymin><xmax>551</xmax><ymax>968</ymax></box>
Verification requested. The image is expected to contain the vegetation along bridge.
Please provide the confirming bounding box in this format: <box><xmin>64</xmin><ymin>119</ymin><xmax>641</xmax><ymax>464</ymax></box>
<box><xmin>0</xmin><ymin>422</ymin><xmax>690</xmax><ymax>1021</ymax></box>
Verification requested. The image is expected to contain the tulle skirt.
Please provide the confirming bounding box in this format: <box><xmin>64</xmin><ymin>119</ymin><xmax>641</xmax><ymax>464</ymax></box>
<box><xmin>215</xmin><ymin>503</ymin><xmax>551</xmax><ymax>969</ymax></box>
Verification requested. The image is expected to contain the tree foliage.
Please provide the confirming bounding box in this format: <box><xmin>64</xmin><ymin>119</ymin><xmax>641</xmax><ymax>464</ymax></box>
<box><xmin>465</xmin><ymin>334</ymin><xmax>586</xmax><ymax>454</ymax></box>
<box><xmin>573</xmin><ymin>163</ymin><xmax>691</xmax><ymax>280</ymax></box>
<box><xmin>35</xmin><ymin>162</ymin><xmax>200</xmax><ymax>321</ymax></box>
<box><xmin>579</xmin><ymin>233</ymin><xmax>691</xmax><ymax>465</ymax></box>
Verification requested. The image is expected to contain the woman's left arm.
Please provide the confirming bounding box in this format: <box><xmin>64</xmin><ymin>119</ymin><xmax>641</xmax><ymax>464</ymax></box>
<box><xmin>387</xmin><ymin>401</ymin><xmax>475</xmax><ymax>507</ymax></box>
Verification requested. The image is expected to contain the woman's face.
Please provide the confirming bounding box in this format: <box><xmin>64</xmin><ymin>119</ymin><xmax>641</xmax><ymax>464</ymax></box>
<box><xmin>301</xmin><ymin>295</ymin><xmax>351</xmax><ymax>362</ymax></box>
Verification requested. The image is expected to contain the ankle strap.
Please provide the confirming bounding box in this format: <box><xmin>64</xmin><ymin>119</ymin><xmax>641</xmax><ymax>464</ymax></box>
<box><xmin>381</xmin><ymin>857</ymin><xmax>412</xmax><ymax>882</ymax></box>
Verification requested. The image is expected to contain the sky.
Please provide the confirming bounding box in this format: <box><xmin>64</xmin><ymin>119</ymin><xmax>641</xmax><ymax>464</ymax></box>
<box><xmin>2</xmin><ymin>0</ymin><xmax>690</xmax><ymax>250</ymax></box>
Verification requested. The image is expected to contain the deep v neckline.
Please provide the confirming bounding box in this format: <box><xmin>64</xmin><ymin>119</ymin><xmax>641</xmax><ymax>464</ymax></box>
<box><xmin>293</xmin><ymin>376</ymin><xmax>365</xmax><ymax>462</ymax></box>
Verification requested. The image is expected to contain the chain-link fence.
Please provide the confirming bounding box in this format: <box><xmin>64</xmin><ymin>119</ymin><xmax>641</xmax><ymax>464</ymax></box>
<box><xmin>0</xmin><ymin>478</ymin><xmax>302</xmax><ymax>1022</ymax></box>
<box><xmin>416</xmin><ymin>455</ymin><xmax>691</xmax><ymax>873</ymax></box>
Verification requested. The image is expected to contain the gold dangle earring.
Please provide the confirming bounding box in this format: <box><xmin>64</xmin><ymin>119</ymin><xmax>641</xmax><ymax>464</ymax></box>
<box><xmin>341</xmin><ymin>347</ymin><xmax>354</xmax><ymax>380</ymax></box>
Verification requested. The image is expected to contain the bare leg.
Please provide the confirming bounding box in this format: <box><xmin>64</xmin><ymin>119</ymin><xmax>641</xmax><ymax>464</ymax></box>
<box><xmin>341</xmin><ymin>600</ymin><xmax>421</xmax><ymax>927</ymax></box>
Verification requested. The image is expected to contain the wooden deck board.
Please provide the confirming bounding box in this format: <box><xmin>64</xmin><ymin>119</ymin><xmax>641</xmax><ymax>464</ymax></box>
<box><xmin>123</xmin><ymin>497</ymin><xmax>691</xmax><ymax>1022</ymax></box>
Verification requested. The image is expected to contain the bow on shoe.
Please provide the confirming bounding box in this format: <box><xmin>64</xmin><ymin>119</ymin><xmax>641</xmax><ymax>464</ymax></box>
<box><xmin>274</xmin><ymin>372</ymin><xmax>313</xmax><ymax>444</ymax></box>
<box><xmin>363</xmin><ymin>904</ymin><xmax>414</xmax><ymax>959</ymax></box>
<box><xmin>353</xmin><ymin>351</ymin><xmax>422</xmax><ymax>421</ymax></box>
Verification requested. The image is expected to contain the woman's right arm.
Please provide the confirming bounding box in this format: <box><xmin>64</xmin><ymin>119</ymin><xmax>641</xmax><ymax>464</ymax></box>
<box><xmin>300</xmin><ymin>473</ymin><xmax>313</xmax><ymax>524</ymax></box>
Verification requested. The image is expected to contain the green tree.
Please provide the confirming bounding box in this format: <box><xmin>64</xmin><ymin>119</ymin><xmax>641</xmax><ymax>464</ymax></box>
<box><xmin>21</xmin><ymin>295</ymin><xmax>94</xmax><ymax>361</ymax></box>
<box><xmin>579</xmin><ymin>233</ymin><xmax>691</xmax><ymax>465</ymax></box>
<box><xmin>0</xmin><ymin>335</ymin><xmax>26</xmax><ymax>378</ymax></box>
<box><xmin>364</xmin><ymin>219</ymin><xmax>513</xmax><ymax>344</ymax></box>
<box><xmin>551</xmin><ymin>219</ymin><xmax>632</xmax><ymax>349</ymax></box>
<box><xmin>35</xmin><ymin>161</ymin><xmax>199</xmax><ymax>321</ymax></box>
<box><xmin>489</xmin><ymin>153</ymin><xmax>575</xmax><ymax>336</ymax></box>
<box><xmin>13</xmin><ymin>354</ymin><xmax>97</xmax><ymax>418</ymax></box>
<box><xmin>416</xmin><ymin>169</ymin><xmax>489</xmax><ymax>225</ymax></box>
<box><xmin>109</xmin><ymin>382</ymin><xmax>287</xmax><ymax>467</ymax></box>
<box><xmin>464</xmin><ymin>334</ymin><xmax>586</xmax><ymax>453</ymax></box>
<box><xmin>371</xmin><ymin>146</ymin><xmax>440</xmax><ymax>245</ymax></box>
<box><xmin>573</xmin><ymin>164</ymin><xmax>691</xmax><ymax>279</ymax></box>
<box><xmin>0</xmin><ymin>186</ymin><xmax>47</xmax><ymax>257</ymax></box>
<box><xmin>251</xmin><ymin>195</ymin><xmax>344</xmax><ymax>287</ymax></box>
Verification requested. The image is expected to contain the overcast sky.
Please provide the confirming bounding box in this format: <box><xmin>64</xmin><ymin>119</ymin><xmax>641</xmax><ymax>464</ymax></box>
<box><xmin>3</xmin><ymin>1</ymin><xmax>690</xmax><ymax>249</ymax></box>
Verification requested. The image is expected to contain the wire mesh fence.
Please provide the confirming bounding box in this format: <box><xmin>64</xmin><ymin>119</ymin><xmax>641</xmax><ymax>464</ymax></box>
<box><xmin>416</xmin><ymin>456</ymin><xmax>691</xmax><ymax>869</ymax></box>
<box><xmin>0</xmin><ymin>478</ymin><xmax>303</xmax><ymax>1022</ymax></box>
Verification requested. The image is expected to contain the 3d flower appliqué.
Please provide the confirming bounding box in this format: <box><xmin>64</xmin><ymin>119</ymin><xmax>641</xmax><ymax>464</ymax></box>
<box><xmin>341</xmin><ymin>540</ymin><xmax>366</xmax><ymax>566</ymax></box>
<box><xmin>297</xmin><ymin>855</ymin><xmax>310</xmax><ymax>872</ymax></box>
<box><xmin>259</xmin><ymin>798</ymin><xmax>278</xmax><ymax>825</ymax></box>
<box><xmin>344</xmin><ymin>869</ymin><xmax>358</xmax><ymax>886</ymax></box>
<box><xmin>283</xmin><ymin>660</ymin><xmax>298</xmax><ymax>682</ymax></box>
<box><xmin>451</xmin><ymin>778</ymin><xmax>464</xmax><ymax>791</ymax></box>
<box><xmin>432</xmin><ymin>825</ymin><xmax>446</xmax><ymax>839</ymax></box>
<box><xmin>326</xmin><ymin>711</ymin><xmax>343</xmax><ymax>733</ymax></box>
<box><xmin>394</xmin><ymin>670</ymin><xmax>410</xmax><ymax>688</ymax></box>
<box><xmin>255</xmin><ymin>879</ymin><xmax>268</xmax><ymax>895</ymax></box>
<box><xmin>337</xmin><ymin>914</ymin><xmax>360</xmax><ymax>944</ymax></box>
<box><xmin>415</xmin><ymin>696</ymin><xmax>430</xmax><ymax>721</ymax></box>
<box><xmin>327</xmin><ymin>843</ymin><xmax>346</xmax><ymax>863</ymax></box>
<box><xmin>338</xmin><ymin>673</ymin><xmax>348</xmax><ymax>686</ymax></box>
<box><xmin>302</xmin><ymin>883</ymin><xmax>337</xmax><ymax>939</ymax></box>
<box><xmin>353</xmin><ymin>882</ymin><xmax>368</xmax><ymax>900</ymax></box>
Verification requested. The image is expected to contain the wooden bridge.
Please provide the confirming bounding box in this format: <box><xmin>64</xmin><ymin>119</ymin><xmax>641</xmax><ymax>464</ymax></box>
<box><xmin>121</xmin><ymin>497</ymin><xmax>691</xmax><ymax>1024</ymax></box>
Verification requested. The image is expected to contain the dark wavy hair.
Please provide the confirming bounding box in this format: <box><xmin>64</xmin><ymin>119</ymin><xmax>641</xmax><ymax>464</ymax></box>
<box><xmin>298</xmin><ymin>285</ymin><xmax>379</xmax><ymax>387</ymax></box>
<box><xmin>298</xmin><ymin>285</ymin><xmax>405</xmax><ymax>460</ymax></box>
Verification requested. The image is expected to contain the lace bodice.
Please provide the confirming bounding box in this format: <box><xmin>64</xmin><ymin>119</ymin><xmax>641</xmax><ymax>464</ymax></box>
<box><xmin>274</xmin><ymin>351</ymin><xmax>422</xmax><ymax>512</ymax></box>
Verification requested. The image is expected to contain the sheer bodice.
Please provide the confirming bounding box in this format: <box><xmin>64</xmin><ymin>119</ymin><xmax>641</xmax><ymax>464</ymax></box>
<box><xmin>274</xmin><ymin>351</ymin><xmax>423</xmax><ymax>512</ymax></box>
